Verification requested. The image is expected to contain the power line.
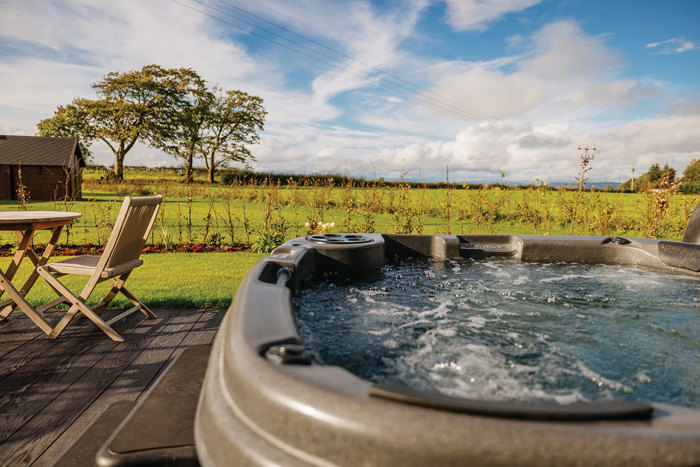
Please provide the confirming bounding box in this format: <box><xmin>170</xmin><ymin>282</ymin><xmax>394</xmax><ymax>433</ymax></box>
<box><xmin>211</xmin><ymin>0</ymin><xmax>502</xmax><ymax>123</ymax></box>
<box><xmin>169</xmin><ymin>0</ymin><xmax>505</xmax><ymax>123</ymax></box>
<box><xmin>173</xmin><ymin>0</ymin><xmax>492</xmax><ymax>121</ymax></box>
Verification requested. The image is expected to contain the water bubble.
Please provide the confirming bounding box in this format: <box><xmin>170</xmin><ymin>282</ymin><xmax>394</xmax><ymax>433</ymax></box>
<box><xmin>294</xmin><ymin>258</ymin><xmax>700</xmax><ymax>408</ymax></box>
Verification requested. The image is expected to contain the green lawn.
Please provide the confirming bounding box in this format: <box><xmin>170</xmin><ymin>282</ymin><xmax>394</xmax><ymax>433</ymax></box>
<box><xmin>0</xmin><ymin>252</ymin><xmax>266</xmax><ymax>310</ymax></box>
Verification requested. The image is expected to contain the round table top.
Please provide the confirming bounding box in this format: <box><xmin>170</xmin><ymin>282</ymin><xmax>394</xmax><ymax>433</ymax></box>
<box><xmin>0</xmin><ymin>211</ymin><xmax>82</xmax><ymax>225</ymax></box>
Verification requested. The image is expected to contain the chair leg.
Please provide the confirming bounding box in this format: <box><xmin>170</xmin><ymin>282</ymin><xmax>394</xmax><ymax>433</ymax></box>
<box><xmin>97</xmin><ymin>273</ymin><xmax>156</xmax><ymax>319</ymax></box>
<box><xmin>92</xmin><ymin>272</ymin><xmax>130</xmax><ymax>315</ymax></box>
<box><xmin>49</xmin><ymin>302</ymin><xmax>82</xmax><ymax>339</ymax></box>
<box><xmin>37</xmin><ymin>268</ymin><xmax>124</xmax><ymax>342</ymax></box>
<box><xmin>117</xmin><ymin>284</ymin><xmax>157</xmax><ymax>319</ymax></box>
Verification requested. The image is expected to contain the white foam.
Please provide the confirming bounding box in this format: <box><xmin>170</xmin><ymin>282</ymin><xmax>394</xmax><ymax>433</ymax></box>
<box><xmin>573</xmin><ymin>361</ymin><xmax>632</xmax><ymax>393</ymax></box>
<box><xmin>382</xmin><ymin>339</ymin><xmax>399</xmax><ymax>350</ymax></box>
<box><xmin>417</xmin><ymin>302</ymin><xmax>452</xmax><ymax>319</ymax></box>
<box><xmin>467</xmin><ymin>316</ymin><xmax>487</xmax><ymax>329</ymax></box>
<box><xmin>635</xmin><ymin>370</ymin><xmax>652</xmax><ymax>384</ymax></box>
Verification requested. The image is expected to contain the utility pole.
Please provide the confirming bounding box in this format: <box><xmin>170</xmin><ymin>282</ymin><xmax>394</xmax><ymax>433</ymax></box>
<box><xmin>631</xmin><ymin>163</ymin><xmax>635</xmax><ymax>192</ymax></box>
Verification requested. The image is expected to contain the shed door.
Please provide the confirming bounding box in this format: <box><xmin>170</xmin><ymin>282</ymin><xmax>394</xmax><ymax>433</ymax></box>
<box><xmin>8</xmin><ymin>166</ymin><xmax>18</xmax><ymax>201</ymax></box>
<box><xmin>0</xmin><ymin>166</ymin><xmax>11</xmax><ymax>200</ymax></box>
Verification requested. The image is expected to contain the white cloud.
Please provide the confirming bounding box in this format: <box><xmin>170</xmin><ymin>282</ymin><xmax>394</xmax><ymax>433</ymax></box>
<box><xmin>646</xmin><ymin>37</ymin><xmax>697</xmax><ymax>54</ymax></box>
<box><xmin>568</xmin><ymin>80</ymin><xmax>656</xmax><ymax>110</ymax></box>
<box><xmin>308</xmin><ymin>0</ymin><xmax>429</xmax><ymax>106</ymax></box>
<box><xmin>519</xmin><ymin>21</ymin><xmax>618</xmax><ymax>82</ymax></box>
<box><xmin>426</xmin><ymin>21</ymin><xmax>634</xmax><ymax>121</ymax></box>
<box><xmin>368</xmin><ymin>107</ymin><xmax>700</xmax><ymax>183</ymax></box>
<box><xmin>441</xmin><ymin>0</ymin><xmax>541</xmax><ymax>31</ymax></box>
<box><xmin>429</xmin><ymin>68</ymin><xmax>545</xmax><ymax>119</ymax></box>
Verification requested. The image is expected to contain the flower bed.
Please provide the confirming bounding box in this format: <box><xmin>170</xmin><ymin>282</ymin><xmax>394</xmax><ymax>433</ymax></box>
<box><xmin>0</xmin><ymin>242</ymin><xmax>252</xmax><ymax>257</ymax></box>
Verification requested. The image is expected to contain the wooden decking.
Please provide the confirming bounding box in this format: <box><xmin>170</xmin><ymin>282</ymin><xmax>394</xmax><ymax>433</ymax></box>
<box><xmin>0</xmin><ymin>307</ymin><xmax>225</xmax><ymax>466</ymax></box>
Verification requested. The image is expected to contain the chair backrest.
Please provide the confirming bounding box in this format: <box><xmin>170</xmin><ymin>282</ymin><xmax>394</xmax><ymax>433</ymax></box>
<box><xmin>98</xmin><ymin>196</ymin><xmax>162</xmax><ymax>271</ymax></box>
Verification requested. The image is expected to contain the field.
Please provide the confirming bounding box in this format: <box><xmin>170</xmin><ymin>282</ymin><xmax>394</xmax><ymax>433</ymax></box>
<box><xmin>1</xmin><ymin>167</ymin><xmax>696</xmax><ymax>309</ymax></box>
<box><xmin>1</xmin><ymin>167</ymin><xmax>696</xmax><ymax>249</ymax></box>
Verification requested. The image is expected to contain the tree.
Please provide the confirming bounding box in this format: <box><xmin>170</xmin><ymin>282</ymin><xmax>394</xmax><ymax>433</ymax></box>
<box><xmin>200</xmin><ymin>89</ymin><xmax>266</xmax><ymax>183</ymax></box>
<box><xmin>661</xmin><ymin>164</ymin><xmax>676</xmax><ymax>182</ymax></box>
<box><xmin>683</xmin><ymin>159</ymin><xmax>700</xmax><ymax>182</ymax></box>
<box><xmin>618</xmin><ymin>162</ymin><xmax>676</xmax><ymax>192</ymax></box>
<box><xmin>146</xmin><ymin>68</ymin><xmax>212</xmax><ymax>183</ymax></box>
<box><xmin>76</xmin><ymin>64</ymin><xmax>183</xmax><ymax>180</ymax></box>
<box><xmin>36</xmin><ymin>104</ymin><xmax>96</xmax><ymax>160</ymax></box>
<box><xmin>646</xmin><ymin>163</ymin><xmax>662</xmax><ymax>184</ymax></box>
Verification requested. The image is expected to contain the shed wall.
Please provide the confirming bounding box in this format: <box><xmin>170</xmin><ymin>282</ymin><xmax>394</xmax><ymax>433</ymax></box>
<box><xmin>0</xmin><ymin>165</ymin><xmax>82</xmax><ymax>201</ymax></box>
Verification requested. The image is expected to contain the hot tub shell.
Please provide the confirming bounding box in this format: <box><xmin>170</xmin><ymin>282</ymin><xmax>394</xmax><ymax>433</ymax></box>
<box><xmin>195</xmin><ymin>233</ymin><xmax>700</xmax><ymax>466</ymax></box>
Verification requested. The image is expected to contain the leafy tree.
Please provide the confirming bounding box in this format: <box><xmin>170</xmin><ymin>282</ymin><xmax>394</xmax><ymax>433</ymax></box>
<box><xmin>36</xmin><ymin>65</ymin><xmax>265</xmax><ymax>182</ymax></box>
<box><xmin>646</xmin><ymin>163</ymin><xmax>662</xmax><ymax>184</ymax></box>
<box><xmin>661</xmin><ymin>163</ymin><xmax>676</xmax><ymax>182</ymax></box>
<box><xmin>200</xmin><ymin>89</ymin><xmax>266</xmax><ymax>183</ymax></box>
<box><xmin>36</xmin><ymin>104</ymin><xmax>96</xmax><ymax>160</ymax></box>
<box><xmin>683</xmin><ymin>159</ymin><xmax>700</xmax><ymax>182</ymax></box>
<box><xmin>146</xmin><ymin>68</ymin><xmax>212</xmax><ymax>183</ymax></box>
<box><xmin>75</xmin><ymin>64</ymin><xmax>183</xmax><ymax>180</ymax></box>
<box><xmin>618</xmin><ymin>162</ymin><xmax>676</xmax><ymax>192</ymax></box>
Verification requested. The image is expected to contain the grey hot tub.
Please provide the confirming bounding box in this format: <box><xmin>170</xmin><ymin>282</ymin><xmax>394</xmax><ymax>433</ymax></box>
<box><xmin>196</xmin><ymin>221</ymin><xmax>700</xmax><ymax>465</ymax></box>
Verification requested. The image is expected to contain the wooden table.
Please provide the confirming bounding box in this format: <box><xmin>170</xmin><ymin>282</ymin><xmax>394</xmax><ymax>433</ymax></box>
<box><xmin>0</xmin><ymin>211</ymin><xmax>82</xmax><ymax>335</ymax></box>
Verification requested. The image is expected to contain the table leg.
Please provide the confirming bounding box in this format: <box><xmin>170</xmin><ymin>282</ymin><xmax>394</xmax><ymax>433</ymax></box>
<box><xmin>0</xmin><ymin>229</ymin><xmax>34</xmax><ymax>318</ymax></box>
<box><xmin>0</xmin><ymin>229</ymin><xmax>33</xmax><ymax>298</ymax></box>
<box><xmin>0</xmin><ymin>270</ymin><xmax>53</xmax><ymax>334</ymax></box>
<box><xmin>0</xmin><ymin>227</ymin><xmax>65</xmax><ymax>319</ymax></box>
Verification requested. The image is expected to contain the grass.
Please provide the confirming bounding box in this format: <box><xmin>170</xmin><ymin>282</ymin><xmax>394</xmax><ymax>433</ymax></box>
<box><xmin>0</xmin><ymin>252</ymin><xmax>266</xmax><ymax>310</ymax></box>
<box><xmin>2</xmin><ymin>183</ymin><xmax>696</xmax><ymax>247</ymax></box>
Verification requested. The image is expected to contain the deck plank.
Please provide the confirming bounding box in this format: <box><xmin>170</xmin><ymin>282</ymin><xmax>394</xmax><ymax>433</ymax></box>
<box><xmin>0</xmin><ymin>311</ymin><xmax>142</xmax><ymax>425</ymax></box>
<box><xmin>0</xmin><ymin>311</ymin><xmax>139</xmax><ymax>380</ymax></box>
<box><xmin>0</xmin><ymin>308</ymin><xmax>225</xmax><ymax>466</ymax></box>
<box><xmin>0</xmin><ymin>316</ymin><xmax>43</xmax><ymax>359</ymax></box>
<box><xmin>28</xmin><ymin>309</ymin><xmax>224</xmax><ymax>467</ymax></box>
<box><xmin>163</xmin><ymin>309</ymin><xmax>224</xmax><ymax>364</ymax></box>
<box><xmin>0</xmin><ymin>313</ymin><xmax>170</xmax><ymax>465</ymax></box>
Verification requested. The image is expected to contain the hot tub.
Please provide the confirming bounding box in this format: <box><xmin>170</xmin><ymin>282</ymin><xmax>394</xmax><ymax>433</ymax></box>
<box><xmin>195</xmin><ymin>229</ymin><xmax>700</xmax><ymax>465</ymax></box>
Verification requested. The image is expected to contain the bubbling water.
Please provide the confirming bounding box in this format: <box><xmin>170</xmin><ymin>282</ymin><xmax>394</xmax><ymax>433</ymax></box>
<box><xmin>294</xmin><ymin>258</ymin><xmax>700</xmax><ymax>408</ymax></box>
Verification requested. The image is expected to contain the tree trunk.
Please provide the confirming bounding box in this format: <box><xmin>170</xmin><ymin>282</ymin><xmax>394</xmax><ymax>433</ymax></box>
<box><xmin>184</xmin><ymin>146</ymin><xmax>196</xmax><ymax>183</ymax></box>
<box><xmin>113</xmin><ymin>152</ymin><xmax>125</xmax><ymax>181</ymax></box>
<box><xmin>207</xmin><ymin>152</ymin><xmax>216</xmax><ymax>183</ymax></box>
<box><xmin>184</xmin><ymin>160</ymin><xmax>193</xmax><ymax>183</ymax></box>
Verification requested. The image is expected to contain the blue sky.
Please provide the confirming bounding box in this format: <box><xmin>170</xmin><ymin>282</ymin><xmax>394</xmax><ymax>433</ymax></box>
<box><xmin>1</xmin><ymin>0</ymin><xmax>699</xmax><ymax>183</ymax></box>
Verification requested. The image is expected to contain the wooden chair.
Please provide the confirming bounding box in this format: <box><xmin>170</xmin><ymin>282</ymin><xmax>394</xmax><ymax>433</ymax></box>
<box><xmin>37</xmin><ymin>196</ymin><xmax>162</xmax><ymax>342</ymax></box>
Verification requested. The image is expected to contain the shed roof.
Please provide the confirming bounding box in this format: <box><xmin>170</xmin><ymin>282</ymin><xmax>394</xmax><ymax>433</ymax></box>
<box><xmin>0</xmin><ymin>135</ymin><xmax>85</xmax><ymax>167</ymax></box>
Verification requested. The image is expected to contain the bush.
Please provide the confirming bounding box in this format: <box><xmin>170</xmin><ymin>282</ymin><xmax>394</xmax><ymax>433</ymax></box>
<box><xmin>679</xmin><ymin>182</ymin><xmax>700</xmax><ymax>194</ymax></box>
<box><xmin>221</xmin><ymin>171</ymin><xmax>238</xmax><ymax>185</ymax></box>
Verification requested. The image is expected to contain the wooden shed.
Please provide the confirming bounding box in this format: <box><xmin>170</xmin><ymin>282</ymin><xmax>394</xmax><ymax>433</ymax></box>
<box><xmin>0</xmin><ymin>135</ymin><xmax>85</xmax><ymax>201</ymax></box>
